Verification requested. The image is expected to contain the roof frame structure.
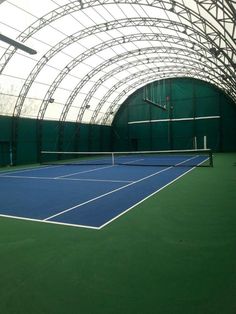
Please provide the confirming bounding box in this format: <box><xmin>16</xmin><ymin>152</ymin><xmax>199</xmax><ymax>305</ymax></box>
<box><xmin>88</xmin><ymin>55</ymin><xmax>226</xmax><ymax>124</ymax></box>
<box><xmin>13</xmin><ymin>17</ymin><xmax>211</xmax><ymax>118</ymax></box>
<box><xmin>101</xmin><ymin>69</ymin><xmax>224</xmax><ymax>125</ymax></box>
<box><xmin>12</xmin><ymin>17</ymin><xmax>233</xmax><ymax>120</ymax></box>
<box><xmin>0</xmin><ymin>0</ymin><xmax>235</xmax><ymax>125</ymax></box>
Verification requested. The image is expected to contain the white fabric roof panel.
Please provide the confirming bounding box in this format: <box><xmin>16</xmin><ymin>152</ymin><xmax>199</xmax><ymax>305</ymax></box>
<box><xmin>0</xmin><ymin>0</ymin><xmax>235</xmax><ymax>125</ymax></box>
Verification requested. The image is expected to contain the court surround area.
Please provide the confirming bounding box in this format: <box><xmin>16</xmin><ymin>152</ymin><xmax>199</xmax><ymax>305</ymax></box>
<box><xmin>0</xmin><ymin>1</ymin><xmax>235</xmax><ymax>313</ymax></box>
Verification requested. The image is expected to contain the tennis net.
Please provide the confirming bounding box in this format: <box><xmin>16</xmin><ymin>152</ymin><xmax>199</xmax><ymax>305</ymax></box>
<box><xmin>40</xmin><ymin>149</ymin><xmax>213</xmax><ymax>167</ymax></box>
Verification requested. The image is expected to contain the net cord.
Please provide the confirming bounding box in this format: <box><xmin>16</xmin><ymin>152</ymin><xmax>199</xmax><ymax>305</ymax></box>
<box><xmin>40</xmin><ymin>149</ymin><xmax>213</xmax><ymax>167</ymax></box>
<box><xmin>41</xmin><ymin>148</ymin><xmax>212</xmax><ymax>155</ymax></box>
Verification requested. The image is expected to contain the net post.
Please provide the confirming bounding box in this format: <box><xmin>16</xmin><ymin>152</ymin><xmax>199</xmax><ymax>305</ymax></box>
<box><xmin>209</xmin><ymin>150</ymin><xmax>213</xmax><ymax>167</ymax></box>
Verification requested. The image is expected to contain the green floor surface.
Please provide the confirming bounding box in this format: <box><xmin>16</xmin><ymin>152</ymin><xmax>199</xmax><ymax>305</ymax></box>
<box><xmin>0</xmin><ymin>153</ymin><xmax>236</xmax><ymax>314</ymax></box>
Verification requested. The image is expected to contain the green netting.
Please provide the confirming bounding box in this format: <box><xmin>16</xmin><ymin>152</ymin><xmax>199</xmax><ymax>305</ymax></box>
<box><xmin>62</xmin><ymin>123</ymin><xmax>77</xmax><ymax>152</ymax></box>
<box><xmin>0</xmin><ymin>78</ymin><xmax>235</xmax><ymax>167</ymax></box>
<box><xmin>17</xmin><ymin>118</ymin><xmax>37</xmax><ymax>165</ymax></box>
<box><xmin>172</xmin><ymin>121</ymin><xmax>194</xmax><ymax>150</ymax></box>
<box><xmin>0</xmin><ymin>141</ymin><xmax>10</xmax><ymax>166</ymax></box>
<box><xmin>112</xmin><ymin>78</ymin><xmax>236</xmax><ymax>152</ymax></box>
<box><xmin>41</xmin><ymin>120</ymin><xmax>60</xmax><ymax>152</ymax></box>
<box><xmin>0</xmin><ymin>117</ymin><xmax>112</xmax><ymax>166</ymax></box>
<box><xmin>151</xmin><ymin>122</ymin><xmax>171</xmax><ymax>150</ymax></box>
<box><xmin>0</xmin><ymin>116</ymin><xmax>12</xmax><ymax>166</ymax></box>
<box><xmin>221</xmin><ymin>97</ymin><xmax>236</xmax><ymax>151</ymax></box>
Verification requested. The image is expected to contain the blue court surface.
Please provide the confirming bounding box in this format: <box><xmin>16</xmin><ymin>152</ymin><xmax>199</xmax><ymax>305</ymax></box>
<box><xmin>0</xmin><ymin>156</ymin><xmax>207</xmax><ymax>229</ymax></box>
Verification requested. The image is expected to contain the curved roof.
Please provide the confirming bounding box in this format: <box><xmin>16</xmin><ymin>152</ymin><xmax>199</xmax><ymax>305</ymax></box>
<box><xmin>0</xmin><ymin>0</ymin><xmax>235</xmax><ymax>125</ymax></box>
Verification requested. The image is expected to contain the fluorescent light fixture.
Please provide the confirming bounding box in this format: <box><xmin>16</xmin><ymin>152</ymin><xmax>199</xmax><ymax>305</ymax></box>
<box><xmin>0</xmin><ymin>33</ymin><xmax>37</xmax><ymax>55</ymax></box>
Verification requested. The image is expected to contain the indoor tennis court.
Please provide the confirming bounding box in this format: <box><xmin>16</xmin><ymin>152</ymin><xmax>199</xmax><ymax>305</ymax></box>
<box><xmin>0</xmin><ymin>150</ymin><xmax>212</xmax><ymax>229</ymax></box>
<box><xmin>0</xmin><ymin>1</ymin><xmax>235</xmax><ymax>314</ymax></box>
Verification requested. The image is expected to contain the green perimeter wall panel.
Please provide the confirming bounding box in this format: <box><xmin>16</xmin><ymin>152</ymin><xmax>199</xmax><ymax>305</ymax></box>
<box><xmin>89</xmin><ymin>125</ymin><xmax>103</xmax><ymax>152</ymax></box>
<box><xmin>17</xmin><ymin>118</ymin><xmax>37</xmax><ymax>164</ymax></box>
<box><xmin>42</xmin><ymin>120</ymin><xmax>59</xmax><ymax>152</ymax></box>
<box><xmin>221</xmin><ymin>97</ymin><xmax>236</xmax><ymax>151</ymax></box>
<box><xmin>101</xmin><ymin>126</ymin><xmax>112</xmax><ymax>152</ymax></box>
<box><xmin>0</xmin><ymin>141</ymin><xmax>10</xmax><ymax>166</ymax></box>
<box><xmin>129</xmin><ymin>124</ymin><xmax>152</xmax><ymax>151</ymax></box>
<box><xmin>151</xmin><ymin>122</ymin><xmax>170</xmax><ymax>151</ymax></box>
<box><xmin>0</xmin><ymin>116</ymin><xmax>112</xmax><ymax>166</ymax></box>
<box><xmin>171</xmin><ymin>78</ymin><xmax>193</xmax><ymax>100</ymax></box>
<box><xmin>172</xmin><ymin>121</ymin><xmax>194</xmax><ymax>150</ymax></box>
<box><xmin>128</xmin><ymin>100</ymin><xmax>150</xmax><ymax>122</ymax></box>
<box><xmin>75</xmin><ymin>124</ymin><xmax>111</xmax><ymax>152</ymax></box>
<box><xmin>62</xmin><ymin>123</ymin><xmax>76</xmax><ymax>152</ymax></box>
<box><xmin>112</xmin><ymin>78</ymin><xmax>236</xmax><ymax>152</ymax></box>
<box><xmin>172</xmin><ymin>99</ymin><xmax>194</xmax><ymax>119</ymax></box>
<box><xmin>0</xmin><ymin>116</ymin><xmax>12</xmax><ymax>166</ymax></box>
<box><xmin>0</xmin><ymin>77</ymin><xmax>235</xmax><ymax>166</ymax></box>
<box><xmin>171</xmin><ymin>79</ymin><xmax>194</xmax><ymax>119</ymax></box>
<box><xmin>76</xmin><ymin>124</ymin><xmax>90</xmax><ymax>152</ymax></box>
<box><xmin>0</xmin><ymin>115</ymin><xmax>11</xmax><ymax>142</ymax></box>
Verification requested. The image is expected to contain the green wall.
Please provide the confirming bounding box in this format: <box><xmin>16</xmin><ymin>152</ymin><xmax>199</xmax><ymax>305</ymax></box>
<box><xmin>0</xmin><ymin>117</ymin><xmax>112</xmax><ymax>166</ymax></box>
<box><xmin>0</xmin><ymin>116</ymin><xmax>11</xmax><ymax>166</ymax></box>
<box><xmin>112</xmin><ymin>78</ymin><xmax>236</xmax><ymax>152</ymax></box>
<box><xmin>1</xmin><ymin>78</ymin><xmax>235</xmax><ymax>166</ymax></box>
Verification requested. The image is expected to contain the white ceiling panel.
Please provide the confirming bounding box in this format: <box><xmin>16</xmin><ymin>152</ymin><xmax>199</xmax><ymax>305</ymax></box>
<box><xmin>0</xmin><ymin>0</ymin><xmax>234</xmax><ymax>124</ymax></box>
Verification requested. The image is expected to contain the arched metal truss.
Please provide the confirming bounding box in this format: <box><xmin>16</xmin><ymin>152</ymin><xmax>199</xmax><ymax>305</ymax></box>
<box><xmin>12</xmin><ymin>18</ymin><xmax>211</xmax><ymax>117</ymax></box>
<box><xmin>0</xmin><ymin>0</ymin><xmax>235</xmax><ymax>125</ymax></box>
<box><xmin>101</xmin><ymin>70</ymin><xmax>226</xmax><ymax>125</ymax></box>
<box><xmin>32</xmin><ymin>26</ymin><xmax>235</xmax><ymax>121</ymax></box>
<box><xmin>0</xmin><ymin>1</ymin><xmax>235</xmax><ymax>70</ymax></box>
<box><xmin>59</xmin><ymin>46</ymin><xmax>205</xmax><ymax>122</ymax></box>
<box><xmin>10</xmin><ymin>16</ymin><xmax>234</xmax><ymax>119</ymax></box>
<box><xmin>35</xmin><ymin>32</ymin><xmax>206</xmax><ymax>118</ymax></box>
<box><xmin>88</xmin><ymin>57</ymin><xmax>228</xmax><ymax>124</ymax></box>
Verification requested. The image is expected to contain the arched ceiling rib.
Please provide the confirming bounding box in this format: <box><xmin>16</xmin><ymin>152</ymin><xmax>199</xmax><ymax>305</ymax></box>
<box><xmin>101</xmin><ymin>69</ymin><xmax>227</xmax><ymax>125</ymax></box>
<box><xmin>88</xmin><ymin>56</ymin><xmax>228</xmax><ymax>124</ymax></box>
<box><xmin>59</xmin><ymin>44</ymin><xmax>213</xmax><ymax>123</ymax></box>
<box><xmin>11</xmin><ymin>17</ymin><xmax>234</xmax><ymax>120</ymax></box>
<box><xmin>15</xmin><ymin>18</ymin><xmax>210</xmax><ymax>118</ymax></box>
<box><xmin>0</xmin><ymin>0</ymin><xmax>235</xmax><ymax>125</ymax></box>
<box><xmin>35</xmin><ymin>30</ymin><xmax>232</xmax><ymax>121</ymax></box>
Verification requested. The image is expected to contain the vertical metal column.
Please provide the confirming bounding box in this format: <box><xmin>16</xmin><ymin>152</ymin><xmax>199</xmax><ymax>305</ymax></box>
<box><xmin>192</xmin><ymin>79</ymin><xmax>197</xmax><ymax>149</ymax></box>
<box><xmin>168</xmin><ymin>79</ymin><xmax>173</xmax><ymax>150</ymax></box>
<box><xmin>11</xmin><ymin>116</ymin><xmax>18</xmax><ymax>166</ymax></box>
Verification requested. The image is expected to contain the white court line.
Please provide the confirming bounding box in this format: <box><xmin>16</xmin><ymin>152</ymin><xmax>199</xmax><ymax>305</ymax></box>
<box><xmin>122</xmin><ymin>158</ymin><xmax>145</xmax><ymax>164</ymax></box>
<box><xmin>55</xmin><ymin>164</ymin><xmax>115</xmax><ymax>179</ymax></box>
<box><xmin>99</xmin><ymin>159</ymin><xmax>207</xmax><ymax>229</ymax></box>
<box><xmin>0</xmin><ymin>175</ymin><xmax>133</xmax><ymax>184</ymax></box>
<box><xmin>44</xmin><ymin>155</ymin><xmax>200</xmax><ymax>222</ymax></box>
<box><xmin>43</xmin><ymin>166</ymin><xmax>173</xmax><ymax>221</ymax></box>
<box><xmin>60</xmin><ymin>177</ymin><xmax>133</xmax><ymax>183</ymax></box>
<box><xmin>0</xmin><ymin>155</ymin><xmax>208</xmax><ymax>230</ymax></box>
<box><xmin>0</xmin><ymin>214</ymin><xmax>99</xmax><ymax>230</ymax></box>
<box><xmin>0</xmin><ymin>164</ymin><xmax>62</xmax><ymax>176</ymax></box>
<box><xmin>99</xmin><ymin>171</ymin><xmax>195</xmax><ymax>229</ymax></box>
<box><xmin>0</xmin><ymin>175</ymin><xmax>57</xmax><ymax>180</ymax></box>
<box><xmin>60</xmin><ymin>178</ymin><xmax>133</xmax><ymax>183</ymax></box>
<box><xmin>0</xmin><ymin>157</ymin><xmax>208</xmax><ymax>230</ymax></box>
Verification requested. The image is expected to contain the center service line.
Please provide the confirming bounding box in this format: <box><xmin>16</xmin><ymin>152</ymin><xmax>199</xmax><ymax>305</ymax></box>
<box><xmin>44</xmin><ymin>155</ymin><xmax>199</xmax><ymax>222</ymax></box>
<box><xmin>43</xmin><ymin>166</ymin><xmax>173</xmax><ymax>221</ymax></box>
